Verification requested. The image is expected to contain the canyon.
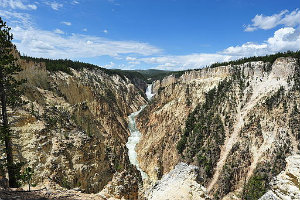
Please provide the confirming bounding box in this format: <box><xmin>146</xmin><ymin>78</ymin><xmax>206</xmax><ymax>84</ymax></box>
<box><xmin>1</xmin><ymin>53</ymin><xmax>300</xmax><ymax>200</ymax></box>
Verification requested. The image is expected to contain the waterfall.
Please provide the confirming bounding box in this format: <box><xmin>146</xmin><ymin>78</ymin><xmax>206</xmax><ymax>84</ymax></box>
<box><xmin>146</xmin><ymin>84</ymin><xmax>154</xmax><ymax>100</ymax></box>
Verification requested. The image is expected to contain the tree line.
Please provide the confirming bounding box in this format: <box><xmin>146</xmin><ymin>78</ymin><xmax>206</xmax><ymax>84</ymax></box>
<box><xmin>208</xmin><ymin>51</ymin><xmax>300</xmax><ymax>69</ymax></box>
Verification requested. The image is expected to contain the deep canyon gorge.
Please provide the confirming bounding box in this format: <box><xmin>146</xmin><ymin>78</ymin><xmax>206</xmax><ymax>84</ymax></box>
<box><xmin>1</xmin><ymin>52</ymin><xmax>300</xmax><ymax>200</ymax></box>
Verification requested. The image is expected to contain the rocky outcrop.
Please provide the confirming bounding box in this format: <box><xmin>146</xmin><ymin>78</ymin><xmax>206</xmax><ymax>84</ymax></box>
<box><xmin>136</xmin><ymin>57</ymin><xmax>300</xmax><ymax>199</ymax></box>
<box><xmin>260</xmin><ymin>155</ymin><xmax>300</xmax><ymax>200</ymax></box>
<box><xmin>99</xmin><ymin>167</ymin><xmax>141</xmax><ymax>199</ymax></box>
<box><xmin>2</xmin><ymin>59</ymin><xmax>147</xmax><ymax>198</ymax></box>
<box><xmin>145</xmin><ymin>163</ymin><xmax>209</xmax><ymax>200</ymax></box>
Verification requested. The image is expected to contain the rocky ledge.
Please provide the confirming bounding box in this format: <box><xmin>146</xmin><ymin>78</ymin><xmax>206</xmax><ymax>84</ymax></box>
<box><xmin>260</xmin><ymin>155</ymin><xmax>300</xmax><ymax>200</ymax></box>
<box><xmin>145</xmin><ymin>163</ymin><xmax>209</xmax><ymax>200</ymax></box>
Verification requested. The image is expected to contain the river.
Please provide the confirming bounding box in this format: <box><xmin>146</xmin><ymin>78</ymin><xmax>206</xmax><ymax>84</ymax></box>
<box><xmin>126</xmin><ymin>84</ymin><xmax>154</xmax><ymax>180</ymax></box>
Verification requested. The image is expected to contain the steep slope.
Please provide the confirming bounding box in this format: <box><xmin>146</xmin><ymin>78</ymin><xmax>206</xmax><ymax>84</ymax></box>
<box><xmin>1</xmin><ymin>58</ymin><xmax>147</xmax><ymax>199</ymax></box>
<box><xmin>136</xmin><ymin>57</ymin><xmax>300</xmax><ymax>199</ymax></box>
<box><xmin>136</xmin><ymin>66</ymin><xmax>230</xmax><ymax>181</ymax></box>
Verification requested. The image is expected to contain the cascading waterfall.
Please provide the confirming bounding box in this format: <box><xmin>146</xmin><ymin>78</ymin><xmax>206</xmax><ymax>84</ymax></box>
<box><xmin>146</xmin><ymin>84</ymin><xmax>155</xmax><ymax>100</ymax></box>
<box><xmin>126</xmin><ymin>84</ymin><xmax>154</xmax><ymax>180</ymax></box>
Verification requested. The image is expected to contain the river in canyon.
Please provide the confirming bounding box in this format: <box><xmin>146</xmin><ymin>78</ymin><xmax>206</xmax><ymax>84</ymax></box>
<box><xmin>126</xmin><ymin>84</ymin><xmax>154</xmax><ymax>180</ymax></box>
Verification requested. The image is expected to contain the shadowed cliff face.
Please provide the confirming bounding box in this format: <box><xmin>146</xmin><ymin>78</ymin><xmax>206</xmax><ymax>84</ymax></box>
<box><xmin>4</xmin><ymin>59</ymin><xmax>147</xmax><ymax>198</ymax></box>
<box><xmin>136</xmin><ymin>57</ymin><xmax>300</xmax><ymax>199</ymax></box>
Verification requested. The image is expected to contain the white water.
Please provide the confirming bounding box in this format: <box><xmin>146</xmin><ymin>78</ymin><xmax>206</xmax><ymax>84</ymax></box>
<box><xmin>146</xmin><ymin>84</ymin><xmax>155</xmax><ymax>100</ymax></box>
<box><xmin>126</xmin><ymin>84</ymin><xmax>154</xmax><ymax>180</ymax></box>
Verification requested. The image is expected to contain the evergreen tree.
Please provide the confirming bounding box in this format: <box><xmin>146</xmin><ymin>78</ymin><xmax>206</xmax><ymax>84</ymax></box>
<box><xmin>0</xmin><ymin>17</ymin><xmax>24</xmax><ymax>187</ymax></box>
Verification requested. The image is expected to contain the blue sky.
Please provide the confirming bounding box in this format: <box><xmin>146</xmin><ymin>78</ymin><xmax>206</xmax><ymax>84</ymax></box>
<box><xmin>0</xmin><ymin>0</ymin><xmax>300</xmax><ymax>70</ymax></box>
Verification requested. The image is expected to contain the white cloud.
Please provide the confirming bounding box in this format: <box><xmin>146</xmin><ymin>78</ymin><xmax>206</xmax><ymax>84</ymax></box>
<box><xmin>126</xmin><ymin>56</ymin><xmax>136</xmax><ymax>61</ymax></box>
<box><xmin>245</xmin><ymin>9</ymin><xmax>300</xmax><ymax>31</ymax></box>
<box><xmin>139</xmin><ymin>54</ymin><xmax>233</xmax><ymax>70</ymax></box>
<box><xmin>12</xmin><ymin>26</ymin><xmax>162</xmax><ymax>59</ymax></box>
<box><xmin>71</xmin><ymin>0</ymin><xmax>79</xmax><ymax>5</ymax></box>
<box><xmin>134</xmin><ymin>27</ymin><xmax>300</xmax><ymax>70</ymax></box>
<box><xmin>0</xmin><ymin>10</ymin><xmax>32</xmax><ymax>27</ymax></box>
<box><xmin>280</xmin><ymin>9</ymin><xmax>300</xmax><ymax>27</ymax></box>
<box><xmin>224</xmin><ymin>27</ymin><xmax>300</xmax><ymax>56</ymax></box>
<box><xmin>54</xmin><ymin>28</ymin><xmax>64</xmax><ymax>34</ymax></box>
<box><xmin>45</xmin><ymin>1</ymin><xmax>63</xmax><ymax>10</ymax></box>
<box><xmin>101</xmin><ymin>61</ymin><xmax>115</xmax><ymax>69</ymax></box>
<box><xmin>222</xmin><ymin>42</ymin><xmax>268</xmax><ymax>56</ymax></box>
<box><xmin>103</xmin><ymin>29</ymin><xmax>108</xmax><ymax>34</ymax></box>
<box><xmin>3</xmin><ymin>10</ymin><xmax>161</xmax><ymax>60</ymax></box>
<box><xmin>126</xmin><ymin>56</ymin><xmax>141</xmax><ymax>64</ymax></box>
<box><xmin>0</xmin><ymin>0</ymin><xmax>37</xmax><ymax>10</ymax></box>
<box><xmin>86</xmin><ymin>40</ymin><xmax>93</xmax><ymax>45</ymax></box>
<box><xmin>61</xmin><ymin>21</ymin><xmax>71</xmax><ymax>26</ymax></box>
<box><xmin>267</xmin><ymin>27</ymin><xmax>300</xmax><ymax>52</ymax></box>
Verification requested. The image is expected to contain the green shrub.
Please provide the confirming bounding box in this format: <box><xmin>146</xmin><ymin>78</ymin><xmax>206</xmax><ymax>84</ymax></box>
<box><xmin>242</xmin><ymin>175</ymin><xmax>267</xmax><ymax>200</ymax></box>
<box><xmin>20</xmin><ymin>167</ymin><xmax>34</xmax><ymax>191</ymax></box>
<box><xmin>61</xmin><ymin>178</ymin><xmax>72</xmax><ymax>189</ymax></box>
<box><xmin>176</xmin><ymin>135</ymin><xmax>187</xmax><ymax>154</ymax></box>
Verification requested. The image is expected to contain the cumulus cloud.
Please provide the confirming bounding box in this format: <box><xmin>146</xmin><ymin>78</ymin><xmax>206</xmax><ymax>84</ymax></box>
<box><xmin>135</xmin><ymin>26</ymin><xmax>300</xmax><ymax>70</ymax></box>
<box><xmin>0</xmin><ymin>0</ymin><xmax>37</xmax><ymax>10</ymax></box>
<box><xmin>222</xmin><ymin>42</ymin><xmax>267</xmax><ymax>56</ymax></box>
<box><xmin>267</xmin><ymin>27</ymin><xmax>300</xmax><ymax>52</ymax></box>
<box><xmin>224</xmin><ymin>27</ymin><xmax>300</xmax><ymax>56</ymax></box>
<box><xmin>245</xmin><ymin>9</ymin><xmax>300</xmax><ymax>31</ymax></box>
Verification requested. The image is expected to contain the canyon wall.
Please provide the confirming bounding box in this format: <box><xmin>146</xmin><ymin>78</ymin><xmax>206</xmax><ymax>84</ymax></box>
<box><xmin>1</xmin><ymin>59</ymin><xmax>147</xmax><ymax>199</ymax></box>
<box><xmin>137</xmin><ymin>57</ymin><xmax>300</xmax><ymax>199</ymax></box>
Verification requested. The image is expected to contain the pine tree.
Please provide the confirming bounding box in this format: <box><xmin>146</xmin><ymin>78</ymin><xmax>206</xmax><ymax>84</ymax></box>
<box><xmin>0</xmin><ymin>17</ymin><xmax>24</xmax><ymax>188</ymax></box>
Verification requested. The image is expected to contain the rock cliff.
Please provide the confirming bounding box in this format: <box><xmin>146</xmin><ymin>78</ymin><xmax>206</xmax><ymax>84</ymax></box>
<box><xmin>137</xmin><ymin>57</ymin><xmax>300</xmax><ymax>199</ymax></box>
<box><xmin>1</xmin><ymin>58</ymin><xmax>147</xmax><ymax>199</ymax></box>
